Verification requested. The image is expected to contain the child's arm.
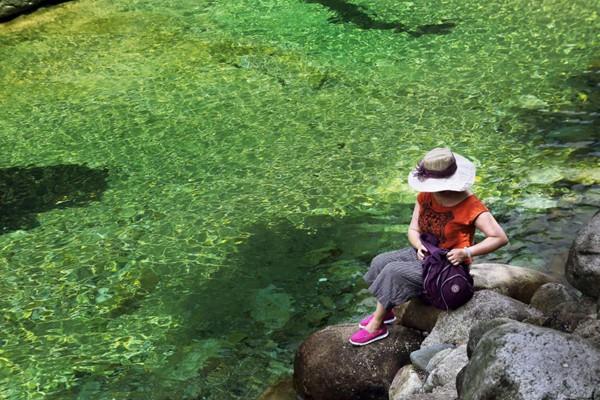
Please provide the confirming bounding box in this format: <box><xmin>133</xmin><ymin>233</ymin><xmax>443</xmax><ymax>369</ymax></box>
<box><xmin>408</xmin><ymin>202</ymin><xmax>428</xmax><ymax>260</ymax></box>
<box><xmin>447</xmin><ymin>211</ymin><xmax>508</xmax><ymax>265</ymax></box>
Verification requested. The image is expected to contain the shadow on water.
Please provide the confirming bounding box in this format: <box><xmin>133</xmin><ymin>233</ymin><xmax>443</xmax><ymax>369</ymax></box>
<box><xmin>304</xmin><ymin>0</ymin><xmax>456</xmax><ymax>36</ymax></box>
<box><xmin>0</xmin><ymin>0</ymin><xmax>73</xmax><ymax>22</ymax></box>
<box><xmin>0</xmin><ymin>164</ymin><xmax>109</xmax><ymax>233</ymax></box>
<box><xmin>507</xmin><ymin>66</ymin><xmax>600</xmax><ymax>159</ymax></box>
<box><xmin>171</xmin><ymin>203</ymin><xmax>414</xmax><ymax>398</ymax></box>
<box><xmin>483</xmin><ymin>65</ymin><xmax>600</xmax><ymax>271</ymax></box>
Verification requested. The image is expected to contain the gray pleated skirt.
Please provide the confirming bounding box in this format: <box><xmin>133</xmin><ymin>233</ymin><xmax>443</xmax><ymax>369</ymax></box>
<box><xmin>363</xmin><ymin>247</ymin><xmax>424</xmax><ymax>310</ymax></box>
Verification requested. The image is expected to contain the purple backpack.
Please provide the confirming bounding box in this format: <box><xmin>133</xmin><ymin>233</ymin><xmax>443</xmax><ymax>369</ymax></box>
<box><xmin>420</xmin><ymin>233</ymin><xmax>474</xmax><ymax>310</ymax></box>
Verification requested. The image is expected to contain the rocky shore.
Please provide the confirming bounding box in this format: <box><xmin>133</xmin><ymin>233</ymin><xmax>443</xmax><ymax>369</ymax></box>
<box><xmin>288</xmin><ymin>210</ymin><xmax>600</xmax><ymax>400</ymax></box>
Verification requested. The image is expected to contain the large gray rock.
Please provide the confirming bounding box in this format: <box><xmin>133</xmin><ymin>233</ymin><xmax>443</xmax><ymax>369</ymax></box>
<box><xmin>457</xmin><ymin>321</ymin><xmax>600</xmax><ymax>400</ymax></box>
<box><xmin>573</xmin><ymin>318</ymin><xmax>600</xmax><ymax>350</ymax></box>
<box><xmin>542</xmin><ymin>300</ymin><xmax>596</xmax><ymax>333</ymax></box>
<box><xmin>423</xmin><ymin>344</ymin><xmax>468</xmax><ymax>394</ymax></box>
<box><xmin>421</xmin><ymin>290</ymin><xmax>543</xmax><ymax>347</ymax></box>
<box><xmin>389</xmin><ymin>364</ymin><xmax>424</xmax><ymax>400</ymax></box>
<box><xmin>466</xmin><ymin>317</ymin><xmax>515</xmax><ymax>357</ymax></box>
<box><xmin>293</xmin><ymin>324</ymin><xmax>422</xmax><ymax>400</ymax></box>
<box><xmin>566</xmin><ymin>210</ymin><xmax>600</xmax><ymax>299</ymax></box>
<box><xmin>530</xmin><ymin>282</ymin><xmax>579</xmax><ymax>314</ymax></box>
<box><xmin>471</xmin><ymin>263</ymin><xmax>558</xmax><ymax>303</ymax></box>
<box><xmin>410</xmin><ymin>344</ymin><xmax>454</xmax><ymax>372</ymax></box>
<box><xmin>0</xmin><ymin>0</ymin><xmax>55</xmax><ymax>19</ymax></box>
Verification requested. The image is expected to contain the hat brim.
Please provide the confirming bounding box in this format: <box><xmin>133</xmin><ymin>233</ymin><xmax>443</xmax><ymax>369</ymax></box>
<box><xmin>407</xmin><ymin>153</ymin><xmax>476</xmax><ymax>192</ymax></box>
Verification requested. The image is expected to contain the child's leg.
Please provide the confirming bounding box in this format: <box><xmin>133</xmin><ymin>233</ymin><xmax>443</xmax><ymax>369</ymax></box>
<box><xmin>364</xmin><ymin>301</ymin><xmax>387</xmax><ymax>333</ymax></box>
<box><xmin>364</xmin><ymin>247</ymin><xmax>417</xmax><ymax>285</ymax></box>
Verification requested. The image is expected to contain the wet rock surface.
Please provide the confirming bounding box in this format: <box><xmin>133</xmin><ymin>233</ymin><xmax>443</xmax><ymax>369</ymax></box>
<box><xmin>293</xmin><ymin>323</ymin><xmax>422</xmax><ymax>400</ymax></box>
<box><xmin>566</xmin><ymin>210</ymin><xmax>600</xmax><ymax>299</ymax></box>
<box><xmin>457</xmin><ymin>321</ymin><xmax>600</xmax><ymax>400</ymax></box>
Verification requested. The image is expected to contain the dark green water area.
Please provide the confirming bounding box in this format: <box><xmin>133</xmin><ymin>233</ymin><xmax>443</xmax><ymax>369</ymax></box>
<box><xmin>0</xmin><ymin>0</ymin><xmax>598</xmax><ymax>398</ymax></box>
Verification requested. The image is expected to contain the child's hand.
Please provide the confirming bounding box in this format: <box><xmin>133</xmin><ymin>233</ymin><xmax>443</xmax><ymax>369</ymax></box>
<box><xmin>416</xmin><ymin>244</ymin><xmax>428</xmax><ymax>260</ymax></box>
<box><xmin>447</xmin><ymin>248</ymin><xmax>467</xmax><ymax>265</ymax></box>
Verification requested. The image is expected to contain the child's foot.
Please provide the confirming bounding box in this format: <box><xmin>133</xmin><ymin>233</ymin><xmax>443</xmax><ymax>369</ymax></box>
<box><xmin>358</xmin><ymin>310</ymin><xmax>396</xmax><ymax>329</ymax></box>
<box><xmin>349</xmin><ymin>326</ymin><xmax>389</xmax><ymax>346</ymax></box>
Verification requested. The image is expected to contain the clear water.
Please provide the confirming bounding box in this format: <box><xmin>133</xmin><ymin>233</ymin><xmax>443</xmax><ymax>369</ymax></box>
<box><xmin>0</xmin><ymin>0</ymin><xmax>598</xmax><ymax>398</ymax></box>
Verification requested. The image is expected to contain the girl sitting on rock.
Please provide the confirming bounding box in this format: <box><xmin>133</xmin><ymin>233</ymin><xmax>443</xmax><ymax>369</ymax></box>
<box><xmin>349</xmin><ymin>148</ymin><xmax>509</xmax><ymax>346</ymax></box>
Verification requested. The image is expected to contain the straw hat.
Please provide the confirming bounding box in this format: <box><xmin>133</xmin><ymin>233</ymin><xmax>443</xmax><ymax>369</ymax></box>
<box><xmin>407</xmin><ymin>148</ymin><xmax>476</xmax><ymax>192</ymax></box>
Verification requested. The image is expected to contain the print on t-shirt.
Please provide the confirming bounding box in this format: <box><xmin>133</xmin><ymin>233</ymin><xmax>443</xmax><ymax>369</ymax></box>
<box><xmin>418</xmin><ymin>196</ymin><xmax>453</xmax><ymax>244</ymax></box>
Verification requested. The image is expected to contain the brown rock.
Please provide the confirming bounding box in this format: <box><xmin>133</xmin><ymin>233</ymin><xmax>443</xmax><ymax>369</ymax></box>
<box><xmin>394</xmin><ymin>298</ymin><xmax>441</xmax><ymax>332</ymax></box>
<box><xmin>471</xmin><ymin>263</ymin><xmax>558</xmax><ymax>303</ymax></box>
<box><xmin>293</xmin><ymin>323</ymin><xmax>423</xmax><ymax>400</ymax></box>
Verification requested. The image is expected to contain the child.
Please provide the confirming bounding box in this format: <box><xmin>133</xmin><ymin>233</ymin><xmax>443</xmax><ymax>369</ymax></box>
<box><xmin>349</xmin><ymin>148</ymin><xmax>508</xmax><ymax>346</ymax></box>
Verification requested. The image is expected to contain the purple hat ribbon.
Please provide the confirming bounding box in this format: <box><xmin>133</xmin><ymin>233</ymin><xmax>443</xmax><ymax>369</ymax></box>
<box><xmin>413</xmin><ymin>157</ymin><xmax>458</xmax><ymax>182</ymax></box>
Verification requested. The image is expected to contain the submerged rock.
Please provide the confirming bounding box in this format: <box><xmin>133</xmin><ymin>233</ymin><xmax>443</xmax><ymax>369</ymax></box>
<box><xmin>566</xmin><ymin>210</ymin><xmax>600</xmax><ymax>299</ymax></box>
<box><xmin>293</xmin><ymin>323</ymin><xmax>422</xmax><ymax>400</ymax></box>
<box><xmin>421</xmin><ymin>290</ymin><xmax>542</xmax><ymax>347</ymax></box>
<box><xmin>457</xmin><ymin>321</ymin><xmax>600</xmax><ymax>400</ymax></box>
<box><xmin>258</xmin><ymin>377</ymin><xmax>297</xmax><ymax>400</ymax></box>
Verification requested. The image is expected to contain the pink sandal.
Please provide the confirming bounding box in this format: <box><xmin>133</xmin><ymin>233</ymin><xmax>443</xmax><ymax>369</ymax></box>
<box><xmin>349</xmin><ymin>326</ymin><xmax>389</xmax><ymax>346</ymax></box>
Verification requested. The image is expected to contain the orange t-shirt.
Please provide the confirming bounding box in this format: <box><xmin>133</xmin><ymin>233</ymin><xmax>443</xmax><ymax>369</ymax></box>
<box><xmin>417</xmin><ymin>192</ymin><xmax>489</xmax><ymax>250</ymax></box>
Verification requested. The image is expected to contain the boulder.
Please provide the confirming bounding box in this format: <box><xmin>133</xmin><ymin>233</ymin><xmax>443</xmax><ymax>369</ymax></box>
<box><xmin>0</xmin><ymin>0</ymin><xmax>54</xmax><ymax>20</ymax></box>
<box><xmin>573</xmin><ymin>318</ymin><xmax>600</xmax><ymax>349</ymax></box>
<box><xmin>405</xmin><ymin>385</ymin><xmax>457</xmax><ymax>400</ymax></box>
<box><xmin>457</xmin><ymin>321</ymin><xmax>600</xmax><ymax>400</ymax></box>
<box><xmin>293</xmin><ymin>323</ymin><xmax>422</xmax><ymax>400</ymax></box>
<box><xmin>529</xmin><ymin>282</ymin><xmax>579</xmax><ymax>314</ymax></box>
<box><xmin>394</xmin><ymin>298</ymin><xmax>441</xmax><ymax>332</ymax></box>
<box><xmin>421</xmin><ymin>290</ymin><xmax>543</xmax><ymax>347</ymax></box>
<box><xmin>566</xmin><ymin>210</ymin><xmax>600</xmax><ymax>299</ymax></box>
<box><xmin>424</xmin><ymin>348</ymin><xmax>453</xmax><ymax>373</ymax></box>
<box><xmin>466</xmin><ymin>317</ymin><xmax>515</xmax><ymax>357</ymax></box>
<box><xmin>542</xmin><ymin>300</ymin><xmax>596</xmax><ymax>333</ymax></box>
<box><xmin>471</xmin><ymin>263</ymin><xmax>557</xmax><ymax>303</ymax></box>
<box><xmin>409</xmin><ymin>343</ymin><xmax>454</xmax><ymax>372</ymax></box>
<box><xmin>423</xmin><ymin>344</ymin><xmax>467</xmax><ymax>394</ymax></box>
<box><xmin>389</xmin><ymin>364</ymin><xmax>424</xmax><ymax>400</ymax></box>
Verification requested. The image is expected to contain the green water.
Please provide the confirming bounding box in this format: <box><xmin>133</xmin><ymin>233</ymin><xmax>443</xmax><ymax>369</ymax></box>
<box><xmin>0</xmin><ymin>0</ymin><xmax>598</xmax><ymax>398</ymax></box>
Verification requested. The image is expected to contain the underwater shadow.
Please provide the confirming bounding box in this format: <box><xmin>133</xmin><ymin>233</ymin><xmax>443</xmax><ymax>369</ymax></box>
<box><xmin>505</xmin><ymin>66</ymin><xmax>600</xmax><ymax>160</ymax></box>
<box><xmin>172</xmin><ymin>203</ymin><xmax>414</xmax><ymax>397</ymax></box>
<box><xmin>304</xmin><ymin>0</ymin><xmax>456</xmax><ymax>36</ymax></box>
<box><xmin>0</xmin><ymin>164</ymin><xmax>109</xmax><ymax>233</ymax></box>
